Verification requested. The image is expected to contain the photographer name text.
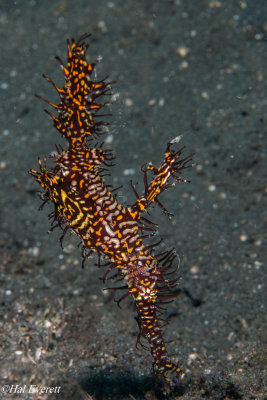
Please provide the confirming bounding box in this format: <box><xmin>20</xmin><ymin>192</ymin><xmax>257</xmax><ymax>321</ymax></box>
<box><xmin>1</xmin><ymin>384</ymin><xmax>61</xmax><ymax>394</ymax></box>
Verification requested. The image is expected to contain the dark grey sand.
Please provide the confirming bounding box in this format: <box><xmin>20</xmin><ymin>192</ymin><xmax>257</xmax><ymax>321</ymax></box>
<box><xmin>0</xmin><ymin>1</ymin><xmax>266</xmax><ymax>399</ymax></box>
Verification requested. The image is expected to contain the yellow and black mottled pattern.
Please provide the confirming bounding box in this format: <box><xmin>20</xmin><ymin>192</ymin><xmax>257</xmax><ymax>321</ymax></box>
<box><xmin>29</xmin><ymin>35</ymin><xmax>193</xmax><ymax>386</ymax></box>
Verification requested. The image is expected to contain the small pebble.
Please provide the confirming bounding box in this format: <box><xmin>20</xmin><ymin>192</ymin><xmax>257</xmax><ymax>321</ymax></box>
<box><xmin>111</xmin><ymin>92</ymin><xmax>120</xmax><ymax>102</ymax></box>
<box><xmin>148</xmin><ymin>98</ymin><xmax>156</xmax><ymax>106</ymax></box>
<box><xmin>123</xmin><ymin>168</ymin><xmax>135</xmax><ymax>176</ymax></box>
<box><xmin>188</xmin><ymin>352</ymin><xmax>198</xmax><ymax>364</ymax></box>
<box><xmin>208</xmin><ymin>184</ymin><xmax>216</xmax><ymax>192</ymax></box>
<box><xmin>44</xmin><ymin>320</ymin><xmax>51</xmax><ymax>328</ymax></box>
<box><xmin>209</xmin><ymin>1</ymin><xmax>222</xmax><ymax>7</ymax></box>
<box><xmin>239</xmin><ymin>1</ymin><xmax>247</xmax><ymax>9</ymax></box>
<box><xmin>190</xmin><ymin>265</ymin><xmax>199</xmax><ymax>274</ymax></box>
<box><xmin>240</xmin><ymin>234</ymin><xmax>248</xmax><ymax>242</ymax></box>
<box><xmin>125</xmin><ymin>98</ymin><xmax>133</xmax><ymax>107</ymax></box>
<box><xmin>254</xmin><ymin>260</ymin><xmax>262</xmax><ymax>268</ymax></box>
<box><xmin>10</xmin><ymin>69</ymin><xmax>17</xmax><ymax>77</ymax></box>
<box><xmin>219</xmin><ymin>192</ymin><xmax>227</xmax><ymax>199</ymax></box>
<box><xmin>98</xmin><ymin>20</ymin><xmax>107</xmax><ymax>33</ymax></box>
<box><xmin>1</xmin><ymin>82</ymin><xmax>8</xmax><ymax>90</ymax></box>
<box><xmin>254</xmin><ymin>33</ymin><xmax>264</xmax><ymax>40</ymax></box>
<box><xmin>28</xmin><ymin>246</ymin><xmax>40</xmax><ymax>257</ymax></box>
<box><xmin>105</xmin><ymin>134</ymin><xmax>113</xmax><ymax>144</ymax></box>
<box><xmin>201</xmin><ymin>91</ymin><xmax>209</xmax><ymax>99</ymax></box>
<box><xmin>176</xmin><ymin>46</ymin><xmax>190</xmax><ymax>58</ymax></box>
<box><xmin>180</xmin><ymin>60</ymin><xmax>189</xmax><ymax>70</ymax></box>
<box><xmin>158</xmin><ymin>98</ymin><xmax>165</xmax><ymax>107</ymax></box>
<box><xmin>35</xmin><ymin>348</ymin><xmax>42</xmax><ymax>361</ymax></box>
